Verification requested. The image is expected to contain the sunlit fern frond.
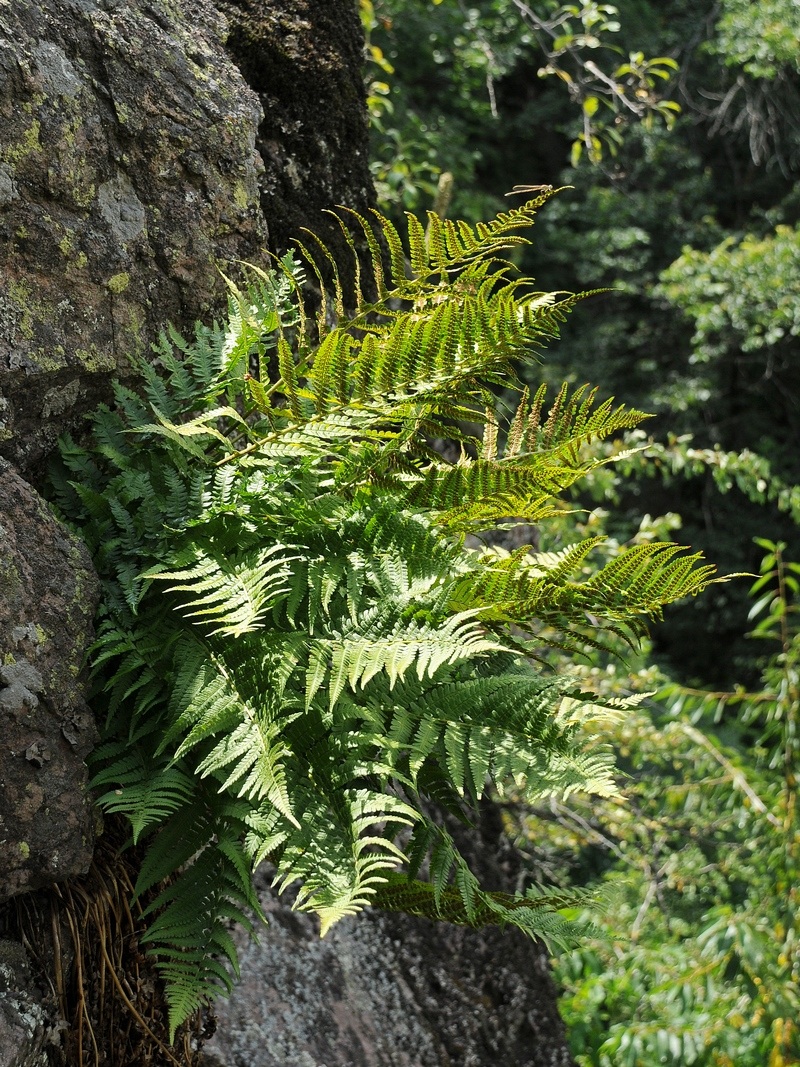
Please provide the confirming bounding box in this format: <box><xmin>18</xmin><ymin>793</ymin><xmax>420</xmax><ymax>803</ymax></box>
<box><xmin>51</xmin><ymin>191</ymin><xmax>725</xmax><ymax>1037</ymax></box>
<box><xmin>144</xmin><ymin>544</ymin><xmax>295</xmax><ymax>637</ymax></box>
<box><xmin>373</xmin><ymin>820</ymin><xmax>592</xmax><ymax>949</ymax></box>
<box><xmin>452</xmin><ymin>538</ymin><xmax>720</xmax><ymax>650</ymax></box>
<box><xmin>216</xmin><ymin>196</ymin><xmax>598</xmax><ymax>471</ymax></box>
<box><xmin>302</xmin><ymin>190</ymin><xmax>557</xmax><ymax>325</ymax></box>
<box><xmin>271</xmin><ymin>786</ymin><xmax>418</xmax><ymax>937</ymax></box>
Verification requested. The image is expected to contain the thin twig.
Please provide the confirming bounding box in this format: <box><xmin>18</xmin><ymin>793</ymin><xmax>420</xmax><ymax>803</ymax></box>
<box><xmin>678</xmin><ymin>721</ymin><xmax>781</xmax><ymax>828</ymax></box>
<box><xmin>631</xmin><ymin>875</ymin><xmax>658</xmax><ymax>941</ymax></box>
<box><xmin>96</xmin><ymin>928</ymin><xmax>185</xmax><ymax>1067</ymax></box>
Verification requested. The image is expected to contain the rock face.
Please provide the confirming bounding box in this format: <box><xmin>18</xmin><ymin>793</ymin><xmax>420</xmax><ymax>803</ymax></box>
<box><xmin>0</xmin><ymin>0</ymin><xmax>377</xmax><ymax>479</ymax></box>
<box><xmin>0</xmin><ymin>460</ymin><xmax>99</xmax><ymax>903</ymax></box>
<box><xmin>205</xmin><ymin>894</ymin><xmax>573</xmax><ymax>1067</ymax></box>
<box><xmin>204</xmin><ymin>809</ymin><xmax>574</xmax><ymax>1067</ymax></box>
<box><xmin>217</xmin><ymin>0</ymin><xmax>375</xmax><ymax>260</ymax></box>
<box><xmin>0</xmin><ymin>0</ymin><xmax>575</xmax><ymax>1063</ymax></box>
<box><xmin>0</xmin><ymin>939</ymin><xmax>50</xmax><ymax>1067</ymax></box>
<box><xmin>0</xmin><ymin>0</ymin><xmax>268</xmax><ymax>476</ymax></box>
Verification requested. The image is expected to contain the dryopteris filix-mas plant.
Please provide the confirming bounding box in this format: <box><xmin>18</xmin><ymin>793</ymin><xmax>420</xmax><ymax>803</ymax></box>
<box><xmin>52</xmin><ymin>189</ymin><xmax>722</xmax><ymax>1039</ymax></box>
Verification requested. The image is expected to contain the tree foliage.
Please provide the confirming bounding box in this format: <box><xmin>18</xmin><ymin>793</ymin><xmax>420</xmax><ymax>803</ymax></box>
<box><xmin>545</xmin><ymin>539</ymin><xmax>800</xmax><ymax>1065</ymax></box>
<box><xmin>361</xmin><ymin>0</ymin><xmax>681</xmax><ymax>211</ymax></box>
<box><xmin>365</xmin><ymin>2</ymin><xmax>800</xmax><ymax>1062</ymax></box>
<box><xmin>658</xmin><ymin>223</ymin><xmax>800</xmax><ymax>379</ymax></box>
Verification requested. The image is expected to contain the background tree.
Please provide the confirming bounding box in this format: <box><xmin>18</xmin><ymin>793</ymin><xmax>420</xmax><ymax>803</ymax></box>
<box><xmin>365</xmin><ymin>1</ymin><xmax>800</xmax><ymax>1062</ymax></box>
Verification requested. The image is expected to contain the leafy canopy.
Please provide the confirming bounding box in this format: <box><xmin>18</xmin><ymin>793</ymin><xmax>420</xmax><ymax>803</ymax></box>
<box><xmin>52</xmin><ymin>191</ymin><xmax>720</xmax><ymax>1040</ymax></box>
<box><xmin>549</xmin><ymin>538</ymin><xmax>800</xmax><ymax>1066</ymax></box>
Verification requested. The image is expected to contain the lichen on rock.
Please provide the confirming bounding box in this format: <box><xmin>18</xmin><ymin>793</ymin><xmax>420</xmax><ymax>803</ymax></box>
<box><xmin>0</xmin><ymin>939</ymin><xmax>49</xmax><ymax>1067</ymax></box>
<box><xmin>0</xmin><ymin>461</ymin><xmax>99</xmax><ymax>903</ymax></box>
<box><xmin>0</xmin><ymin>0</ymin><xmax>268</xmax><ymax>476</ymax></box>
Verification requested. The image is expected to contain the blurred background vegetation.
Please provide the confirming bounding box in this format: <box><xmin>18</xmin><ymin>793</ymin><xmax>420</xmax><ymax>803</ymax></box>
<box><xmin>358</xmin><ymin>1</ymin><xmax>800</xmax><ymax>1062</ymax></box>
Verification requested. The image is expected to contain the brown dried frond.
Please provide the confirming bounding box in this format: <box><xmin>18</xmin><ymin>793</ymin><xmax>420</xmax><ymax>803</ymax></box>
<box><xmin>4</xmin><ymin>817</ymin><xmax>213</xmax><ymax>1067</ymax></box>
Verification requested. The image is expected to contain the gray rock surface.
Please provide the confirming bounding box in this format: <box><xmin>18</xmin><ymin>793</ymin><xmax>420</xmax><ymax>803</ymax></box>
<box><xmin>216</xmin><ymin>0</ymin><xmax>375</xmax><ymax>263</ymax></box>
<box><xmin>203</xmin><ymin>809</ymin><xmax>574</xmax><ymax>1067</ymax></box>
<box><xmin>0</xmin><ymin>0</ymin><xmax>268</xmax><ymax>476</ymax></box>
<box><xmin>204</xmin><ymin>899</ymin><xmax>573</xmax><ymax>1067</ymax></box>
<box><xmin>0</xmin><ymin>461</ymin><xmax>99</xmax><ymax>903</ymax></box>
<box><xmin>0</xmin><ymin>940</ymin><xmax>49</xmax><ymax>1067</ymax></box>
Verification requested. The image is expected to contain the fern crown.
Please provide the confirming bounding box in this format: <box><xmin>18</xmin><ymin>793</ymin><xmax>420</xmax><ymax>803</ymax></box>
<box><xmin>52</xmin><ymin>191</ymin><xmax>719</xmax><ymax>1039</ymax></box>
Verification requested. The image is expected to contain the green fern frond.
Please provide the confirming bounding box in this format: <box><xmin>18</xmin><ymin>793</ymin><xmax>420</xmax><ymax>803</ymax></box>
<box><xmin>399</xmin><ymin>382</ymin><xmax>650</xmax><ymax>528</ymax></box>
<box><xmin>51</xmin><ymin>190</ymin><xmax>723</xmax><ymax>1036</ymax></box>
<box><xmin>324</xmin><ymin>609</ymin><xmax>508</xmax><ymax>706</ymax></box>
<box><xmin>405</xmin><ymin>458</ymin><xmax>577</xmax><ymax>515</ymax></box>
<box><xmin>452</xmin><ymin>538</ymin><xmax>718</xmax><ymax>648</ymax></box>
<box><xmin>91</xmin><ymin>610</ymin><xmax>177</xmax><ymax>726</ymax></box>
<box><xmin>375</xmin><ymin>820</ymin><xmax>591</xmax><ymax>948</ymax></box>
<box><xmin>145</xmin><ymin>544</ymin><xmax>295</xmax><ymax>637</ymax></box>
<box><xmin>161</xmin><ymin>638</ymin><xmax>298</xmax><ymax>823</ymax></box>
<box><xmin>90</xmin><ymin>749</ymin><xmax>194</xmax><ymax>843</ymax></box>
<box><xmin>138</xmin><ymin>811</ymin><xmax>263</xmax><ymax>1041</ymax></box>
<box><xmin>271</xmin><ymin>787</ymin><xmax>417</xmax><ymax>936</ymax></box>
<box><xmin>373</xmin><ymin>871</ymin><xmax>591</xmax><ymax>949</ymax></box>
<box><xmin>392</xmin><ymin>670</ymin><xmax>616</xmax><ymax>803</ymax></box>
<box><xmin>511</xmin><ymin>381</ymin><xmax>649</xmax><ymax>460</ymax></box>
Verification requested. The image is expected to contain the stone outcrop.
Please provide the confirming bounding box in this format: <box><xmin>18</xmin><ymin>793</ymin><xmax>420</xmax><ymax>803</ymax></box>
<box><xmin>204</xmin><ymin>807</ymin><xmax>574</xmax><ymax>1067</ymax></box>
<box><xmin>204</xmin><ymin>891</ymin><xmax>574</xmax><ymax>1067</ymax></box>
<box><xmin>0</xmin><ymin>0</ymin><xmax>268</xmax><ymax>477</ymax></box>
<box><xmin>0</xmin><ymin>461</ymin><xmax>99</xmax><ymax>903</ymax></box>
<box><xmin>0</xmin><ymin>0</ymin><xmax>377</xmax><ymax>480</ymax></box>
<box><xmin>0</xmin><ymin>939</ymin><xmax>51</xmax><ymax>1067</ymax></box>
<box><xmin>0</xmin><ymin>1</ymin><xmax>575</xmax><ymax>1063</ymax></box>
<box><xmin>217</xmin><ymin>0</ymin><xmax>375</xmax><ymax>260</ymax></box>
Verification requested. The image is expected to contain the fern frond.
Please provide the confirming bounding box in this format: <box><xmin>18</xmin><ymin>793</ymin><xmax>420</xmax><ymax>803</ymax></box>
<box><xmin>390</xmin><ymin>669</ymin><xmax>617</xmax><ymax>803</ymax></box>
<box><xmin>162</xmin><ymin>637</ymin><xmax>298</xmax><ymax>823</ymax></box>
<box><xmin>453</xmin><ymin>539</ymin><xmax>718</xmax><ymax>647</ymax></box>
<box><xmin>91</xmin><ymin>609</ymin><xmax>177</xmax><ymax>727</ymax></box>
<box><xmin>146</xmin><ymin>545</ymin><xmax>294</xmax><ymax>637</ymax></box>
<box><xmin>90</xmin><ymin>749</ymin><xmax>194</xmax><ymax>843</ymax></box>
<box><xmin>324</xmin><ymin>609</ymin><xmax>508</xmax><ymax>707</ymax></box>
<box><xmin>272</xmin><ymin>787</ymin><xmax>417</xmax><ymax>936</ymax></box>
<box><xmin>375</xmin><ymin>820</ymin><xmax>590</xmax><ymax>948</ymax></box>
<box><xmin>373</xmin><ymin>871</ymin><xmax>590</xmax><ymax>949</ymax></box>
<box><xmin>52</xmin><ymin>190</ymin><xmax>722</xmax><ymax>1037</ymax></box>
<box><xmin>405</xmin><ymin>458</ymin><xmax>577</xmax><ymax>515</ymax></box>
<box><xmin>137</xmin><ymin>808</ymin><xmax>263</xmax><ymax>1041</ymax></box>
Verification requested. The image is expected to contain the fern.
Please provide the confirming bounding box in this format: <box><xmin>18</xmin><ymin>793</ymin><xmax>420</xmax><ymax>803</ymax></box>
<box><xmin>51</xmin><ymin>192</ymin><xmax>724</xmax><ymax>1039</ymax></box>
<box><xmin>373</xmin><ymin>821</ymin><xmax>595</xmax><ymax>948</ymax></box>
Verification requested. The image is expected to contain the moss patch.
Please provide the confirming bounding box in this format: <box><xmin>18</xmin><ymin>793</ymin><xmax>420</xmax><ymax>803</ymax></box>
<box><xmin>107</xmin><ymin>272</ymin><xmax>130</xmax><ymax>294</ymax></box>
